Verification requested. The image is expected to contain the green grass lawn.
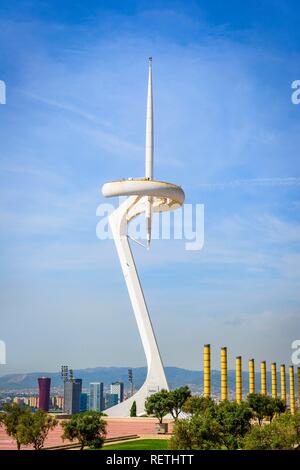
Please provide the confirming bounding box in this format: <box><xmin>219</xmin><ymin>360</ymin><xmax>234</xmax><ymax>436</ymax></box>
<box><xmin>101</xmin><ymin>439</ymin><xmax>169</xmax><ymax>450</ymax></box>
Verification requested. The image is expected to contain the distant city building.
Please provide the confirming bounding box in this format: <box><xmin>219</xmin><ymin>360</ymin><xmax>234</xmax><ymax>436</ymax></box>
<box><xmin>107</xmin><ymin>393</ymin><xmax>119</xmax><ymax>408</ymax></box>
<box><xmin>13</xmin><ymin>397</ymin><xmax>25</xmax><ymax>406</ymax></box>
<box><xmin>104</xmin><ymin>393</ymin><xmax>110</xmax><ymax>409</ymax></box>
<box><xmin>22</xmin><ymin>396</ymin><xmax>39</xmax><ymax>408</ymax></box>
<box><xmin>89</xmin><ymin>383</ymin><xmax>104</xmax><ymax>411</ymax></box>
<box><xmin>28</xmin><ymin>396</ymin><xmax>39</xmax><ymax>408</ymax></box>
<box><xmin>80</xmin><ymin>393</ymin><xmax>88</xmax><ymax>412</ymax></box>
<box><xmin>38</xmin><ymin>377</ymin><xmax>51</xmax><ymax>412</ymax></box>
<box><xmin>51</xmin><ymin>396</ymin><xmax>64</xmax><ymax>410</ymax></box>
<box><xmin>110</xmin><ymin>382</ymin><xmax>124</xmax><ymax>404</ymax></box>
<box><xmin>64</xmin><ymin>379</ymin><xmax>82</xmax><ymax>415</ymax></box>
<box><xmin>56</xmin><ymin>396</ymin><xmax>64</xmax><ymax>410</ymax></box>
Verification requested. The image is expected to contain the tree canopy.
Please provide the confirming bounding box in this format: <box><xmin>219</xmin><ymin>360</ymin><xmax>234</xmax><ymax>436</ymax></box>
<box><xmin>130</xmin><ymin>401</ymin><xmax>137</xmax><ymax>417</ymax></box>
<box><xmin>247</xmin><ymin>393</ymin><xmax>286</xmax><ymax>425</ymax></box>
<box><xmin>242</xmin><ymin>412</ymin><xmax>300</xmax><ymax>450</ymax></box>
<box><xmin>145</xmin><ymin>390</ymin><xmax>170</xmax><ymax>423</ymax></box>
<box><xmin>62</xmin><ymin>411</ymin><xmax>107</xmax><ymax>450</ymax></box>
<box><xmin>215</xmin><ymin>400</ymin><xmax>253</xmax><ymax>449</ymax></box>
<box><xmin>171</xmin><ymin>393</ymin><xmax>289</xmax><ymax>450</ymax></box>
<box><xmin>0</xmin><ymin>403</ymin><xmax>31</xmax><ymax>450</ymax></box>
<box><xmin>170</xmin><ymin>410</ymin><xmax>223</xmax><ymax>450</ymax></box>
<box><xmin>16</xmin><ymin>409</ymin><xmax>57</xmax><ymax>450</ymax></box>
<box><xmin>182</xmin><ymin>396</ymin><xmax>216</xmax><ymax>416</ymax></box>
<box><xmin>166</xmin><ymin>386</ymin><xmax>191</xmax><ymax>420</ymax></box>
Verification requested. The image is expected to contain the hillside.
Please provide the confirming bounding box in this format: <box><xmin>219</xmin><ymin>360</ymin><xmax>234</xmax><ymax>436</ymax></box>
<box><xmin>0</xmin><ymin>366</ymin><xmax>272</xmax><ymax>395</ymax></box>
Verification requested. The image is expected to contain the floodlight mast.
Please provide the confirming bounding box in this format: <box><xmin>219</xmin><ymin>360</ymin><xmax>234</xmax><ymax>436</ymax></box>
<box><xmin>101</xmin><ymin>59</ymin><xmax>185</xmax><ymax>416</ymax></box>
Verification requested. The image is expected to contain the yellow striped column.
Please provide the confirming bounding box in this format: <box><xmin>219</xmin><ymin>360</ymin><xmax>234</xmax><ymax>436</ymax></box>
<box><xmin>271</xmin><ymin>363</ymin><xmax>277</xmax><ymax>398</ymax></box>
<box><xmin>236</xmin><ymin>356</ymin><xmax>242</xmax><ymax>404</ymax></box>
<box><xmin>298</xmin><ymin>367</ymin><xmax>300</xmax><ymax>409</ymax></box>
<box><xmin>221</xmin><ymin>347</ymin><xmax>228</xmax><ymax>401</ymax></box>
<box><xmin>280</xmin><ymin>364</ymin><xmax>286</xmax><ymax>403</ymax></box>
<box><xmin>204</xmin><ymin>344</ymin><xmax>211</xmax><ymax>398</ymax></box>
<box><xmin>261</xmin><ymin>361</ymin><xmax>267</xmax><ymax>396</ymax></box>
<box><xmin>249</xmin><ymin>359</ymin><xmax>255</xmax><ymax>394</ymax></box>
<box><xmin>289</xmin><ymin>366</ymin><xmax>295</xmax><ymax>415</ymax></box>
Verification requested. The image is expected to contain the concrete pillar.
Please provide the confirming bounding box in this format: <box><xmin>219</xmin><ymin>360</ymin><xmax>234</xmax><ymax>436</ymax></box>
<box><xmin>203</xmin><ymin>344</ymin><xmax>211</xmax><ymax>398</ymax></box>
<box><xmin>260</xmin><ymin>361</ymin><xmax>267</xmax><ymax>396</ymax></box>
<box><xmin>280</xmin><ymin>364</ymin><xmax>286</xmax><ymax>403</ymax></box>
<box><xmin>289</xmin><ymin>366</ymin><xmax>295</xmax><ymax>415</ymax></box>
<box><xmin>249</xmin><ymin>359</ymin><xmax>255</xmax><ymax>394</ymax></box>
<box><xmin>221</xmin><ymin>347</ymin><xmax>228</xmax><ymax>401</ymax></box>
<box><xmin>271</xmin><ymin>363</ymin><xmax>277</xmax><ymax>398</ymax></box>
<box><xmin>236</xmin><ymin>356</ymin><xmax>242</xmax><ymax>404</ymax></box>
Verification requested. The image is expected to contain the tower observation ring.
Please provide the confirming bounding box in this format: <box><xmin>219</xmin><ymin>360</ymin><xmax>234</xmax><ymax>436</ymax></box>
<box><xmin>102</xmin><ymin>178</ymin><xmax>185</xmax><ymax>213</ymax></box>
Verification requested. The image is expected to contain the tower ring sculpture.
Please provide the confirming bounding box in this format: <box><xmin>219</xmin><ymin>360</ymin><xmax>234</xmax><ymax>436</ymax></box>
<box><xmin>102</xmin><ymin>178</ymin><xmax>185</xmax><ymax>215</ymax></box>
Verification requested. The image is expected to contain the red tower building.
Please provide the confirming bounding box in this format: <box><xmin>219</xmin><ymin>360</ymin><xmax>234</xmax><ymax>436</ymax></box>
<box><xmin>38</xmin><ymin>377</ymin><xmax>51</xmax><ymax>412</ymax></box>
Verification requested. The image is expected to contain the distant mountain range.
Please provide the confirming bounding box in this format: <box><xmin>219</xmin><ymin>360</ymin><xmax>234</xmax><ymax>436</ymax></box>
<box><xmin>0</xmin><ymin>366</ymin><xmax>274</xmax><ymax>396</ymax></box>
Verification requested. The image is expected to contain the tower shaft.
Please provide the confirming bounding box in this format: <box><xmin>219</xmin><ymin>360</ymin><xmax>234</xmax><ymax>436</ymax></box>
<box><xmin>145</xmin><ymin>58</ymin><xmax>153</xmax><ymax>179</ymax></box>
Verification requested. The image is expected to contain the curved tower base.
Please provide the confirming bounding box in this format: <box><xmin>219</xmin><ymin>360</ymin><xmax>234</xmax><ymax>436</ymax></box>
<box><xmin>104</xmin><ymin>195</ymin><xmax>169</xmax><ymax>417</ymax></box>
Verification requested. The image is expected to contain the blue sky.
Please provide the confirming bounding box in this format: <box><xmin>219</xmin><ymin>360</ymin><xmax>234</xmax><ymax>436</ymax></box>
<box><xmin>0</xmin><ymin>0</ymin><xmax>299</xmax><ymax>375</ymax></box>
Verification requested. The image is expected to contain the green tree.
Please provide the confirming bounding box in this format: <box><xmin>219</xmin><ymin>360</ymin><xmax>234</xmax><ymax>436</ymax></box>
<box><xmin>177</xmin><ymin>398</ymin><xmax>253</xmax><ymax>450</ymax></box>
<box><xmin>182</xmin><ymin>396</ymin><xmax>216</xmax><ymax>417</ymax></box>
<box><xmin>130</xmin><ymin>401</ymin><xmax>137</xmax><ymax>417</ymax></box>
<box><xmin>167</xmin><ymin>386</ymin><xmax>191</xmax><ymax>421</ymax></box>
<box><xmin>242</xmin><ymin>413</ymin><xmax>300</xmax><ymax>450</ymax></box>
<box><xmin>247</xmin><ymin>394</ymin><xmax>286</xmax><ymax>425</ymax></box>
<box><xmin>61</xmin><ymin>411</ymin><xmax>107</xmax><ymax>450</ymax></box>
<box><xmin>215</xmin><ymin>400</ymin><xmax>253</xmax><ymax>449</ymax></box>
<box><xmin>266</xmin><ymin>397</ymin><xmax>286</xmax><ymax>422</ymax></box>
<box><xmin>170</xmin><ymin>411</ymin><xmax>223</xmax><ymax>450</ymax></box>
<box><xmin>0</xmin><ymin>403</ymin><xmax>31</xmax><ymax>450</ymax></box>
<box><xmin>145</xmin><ymin>390</ymin><xmax>169</xmax><ymax>424</ymax></box>
<box><xmin>16</xmin><ymin>409</ymin><xmax>57</xmax><ymax>450</ymax></box>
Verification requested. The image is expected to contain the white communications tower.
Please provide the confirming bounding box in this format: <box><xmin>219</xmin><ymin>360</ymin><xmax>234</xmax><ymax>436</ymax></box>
<box><xmin>102</xmin><ymin>58</ymin><xmax>185</xmax><ymax>416</ymax></box>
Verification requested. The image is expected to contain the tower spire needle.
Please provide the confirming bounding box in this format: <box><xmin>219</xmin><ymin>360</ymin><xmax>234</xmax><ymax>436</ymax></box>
<box><xmin>145</xmin><ymin>57</ymin><xmax>153</xmax><ymax>249</ymax></box>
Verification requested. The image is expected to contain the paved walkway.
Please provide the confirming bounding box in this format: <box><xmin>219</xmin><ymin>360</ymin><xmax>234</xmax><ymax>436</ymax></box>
<box><xmin>0</xmin><ymin>417</ymin><xmax>174</xmax><ymax>450</ymax></box>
